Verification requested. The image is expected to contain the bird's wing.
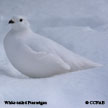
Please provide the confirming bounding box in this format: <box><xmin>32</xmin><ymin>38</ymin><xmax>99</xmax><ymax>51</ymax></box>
<box><xmin>25</xmin><ymin>35</ymin><xmax>101</xmax><ymax>72</ymax></box>
<box><xmin>23</xmin><ymin>44</ymin><xmax>71</xmax><ymax>70</ymax></box>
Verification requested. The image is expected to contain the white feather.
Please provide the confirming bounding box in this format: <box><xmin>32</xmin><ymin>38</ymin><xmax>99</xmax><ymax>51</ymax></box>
<box><xmin>4</xmin><ymin>16</ymin><xmax>102</xmax><ymax>78</ymax></box>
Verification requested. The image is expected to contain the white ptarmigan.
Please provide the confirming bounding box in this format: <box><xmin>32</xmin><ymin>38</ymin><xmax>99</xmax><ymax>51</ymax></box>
<box><xmin>4</xmin><ymin>16</ymin><xmax>101</xmax><ymax>78</ymax></box>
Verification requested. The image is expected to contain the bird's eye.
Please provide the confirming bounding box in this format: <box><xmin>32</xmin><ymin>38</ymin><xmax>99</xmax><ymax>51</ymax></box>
<box><xmin>19</xmin><ymin>19</ymin><xmax>23</xmax><ymax>22</ymax></box>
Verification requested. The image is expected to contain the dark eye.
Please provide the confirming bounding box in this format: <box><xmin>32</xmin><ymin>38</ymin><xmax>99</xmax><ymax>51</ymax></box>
<box><xmin>19</xmin><ymin>19</ymin><xmax>23</xmax><ymax>22</ymax></box>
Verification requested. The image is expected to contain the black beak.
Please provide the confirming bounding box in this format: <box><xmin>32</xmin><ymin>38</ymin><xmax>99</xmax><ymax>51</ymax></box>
<box><xmin>8</xmin><ymin>19</ymin><xmax>15</xmax><ymax>24</ymax></box>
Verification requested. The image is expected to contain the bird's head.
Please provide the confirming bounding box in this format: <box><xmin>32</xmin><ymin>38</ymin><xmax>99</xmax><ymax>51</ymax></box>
<box><xmin>8</xmin><ymin>16</ymin><xmax>30</xmax><ymax>31</ymax></box>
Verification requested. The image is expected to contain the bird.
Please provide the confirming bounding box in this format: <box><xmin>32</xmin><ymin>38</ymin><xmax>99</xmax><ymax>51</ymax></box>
<box><xmin>4</xmin><ymin>16</ymin><xmax>101</xmax><ymax>78</ymax></box>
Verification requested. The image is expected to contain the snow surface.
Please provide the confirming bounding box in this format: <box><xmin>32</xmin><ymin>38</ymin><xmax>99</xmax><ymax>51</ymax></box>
<box><xmin>0</xmin><ymin>0</ymin><xmax>108</xmax><ymax>108</ymax></box>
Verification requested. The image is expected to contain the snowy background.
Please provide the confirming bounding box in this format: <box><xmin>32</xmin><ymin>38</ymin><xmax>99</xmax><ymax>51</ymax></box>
<box><xmin>0</xmin><ymin>0</ymin><xmax>108</xmax><ymax>108</ymax></box>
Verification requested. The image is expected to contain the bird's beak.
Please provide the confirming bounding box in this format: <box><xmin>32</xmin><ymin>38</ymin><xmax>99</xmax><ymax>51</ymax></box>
<box><xmin>8</xmin><ymin>19</ymin><xmax>15</xmax><ymax>24</ymax></box>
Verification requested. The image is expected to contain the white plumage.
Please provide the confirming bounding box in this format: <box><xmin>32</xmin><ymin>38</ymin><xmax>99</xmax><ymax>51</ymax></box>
<box><xmin>4</xmin><ymin>16</ymin><xmax>101</xmax><ymax>78</ymax></box>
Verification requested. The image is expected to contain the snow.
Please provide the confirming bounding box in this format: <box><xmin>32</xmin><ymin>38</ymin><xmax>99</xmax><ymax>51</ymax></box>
<box><xmin>0</xmin><ymin>0</ymin><xmax>108</xmax><ymax>108</ymax></box>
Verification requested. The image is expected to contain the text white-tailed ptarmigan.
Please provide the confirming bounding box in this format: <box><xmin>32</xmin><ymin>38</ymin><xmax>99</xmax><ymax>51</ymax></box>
<box><xmin>4</xmin><ymin>16</ymin><xmax>101</xmax><ymax>78</ymax></box>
